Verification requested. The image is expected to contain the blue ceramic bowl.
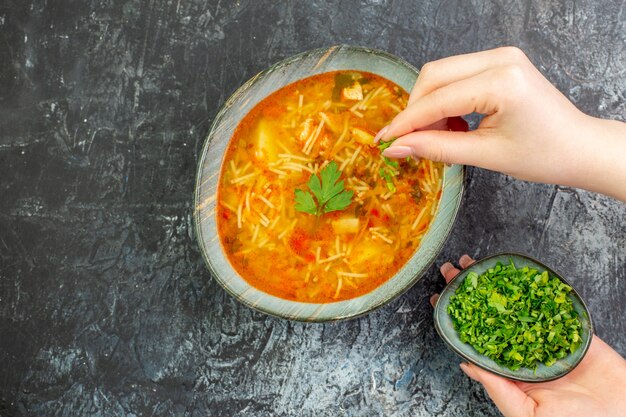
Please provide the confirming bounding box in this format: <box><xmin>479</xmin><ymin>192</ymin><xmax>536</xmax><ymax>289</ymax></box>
<box><xmin>434</xmin><ymin>252</ymin><xmax>593</xmax><ymax>382</ymax></box>
<box><xmin>194</xmin><ymin>45</ymin><xmax>465</xmax><ymax>321</ymax></box>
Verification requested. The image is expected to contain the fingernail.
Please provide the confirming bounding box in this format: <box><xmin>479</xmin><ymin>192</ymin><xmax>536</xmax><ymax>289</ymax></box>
<box><xmin>460</xmin><ymin>363</ymin><xmax>478</xmax><ymax>381</ymax></box>
<box><xmin>429</xmin><ymin>294</ymin><xmax>440</xmax><ymax>307</ymax></box>
<box><xmin>460</xmin><ymin>254</ymin><xmax>474</xmax><ymax>266</ymax></box>
<box><xmin>439</xmin><ymin>262</ymin><xmax>454</xmax><ymax>275</ymax></box>
<box><xmin>382</xmin><ymin>146</ymin><xmax>413</xmax><ymax>158</ymax></box>
<box><xmin>374</xmin><ymin>125</ymin><xmax>389</xmax><ymax>143</ymax></box>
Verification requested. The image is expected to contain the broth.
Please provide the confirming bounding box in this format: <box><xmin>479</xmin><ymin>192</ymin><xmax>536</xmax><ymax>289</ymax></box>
<box><xmin>217</xmin><ymin>71</ymin><xmax>443</xmax><ymax>303</ymax></box>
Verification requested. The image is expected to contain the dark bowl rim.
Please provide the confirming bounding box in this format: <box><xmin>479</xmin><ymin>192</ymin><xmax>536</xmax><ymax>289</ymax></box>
<box><xmin>193</xmin><ymin>44</ymin><xmax>465</xmax><ymax>322</ymax></box>
<box><xmin>433</xmin><ymin>251</ymin><xmax>594</xmax><ymax>383</ymax></box>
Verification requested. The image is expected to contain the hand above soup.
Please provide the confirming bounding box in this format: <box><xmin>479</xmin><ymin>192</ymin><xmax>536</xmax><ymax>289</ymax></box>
<box><xmin>378</xmin><ymin>46</ymin><xmax>626</xmax><ymax>202</ymax></box>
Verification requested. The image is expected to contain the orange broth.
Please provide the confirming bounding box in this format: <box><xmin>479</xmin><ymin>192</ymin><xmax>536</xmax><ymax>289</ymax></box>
<box><xmin>217</xmin><ymin>71</ymin><xmax>443</xmax><ymax>303</ymax></box>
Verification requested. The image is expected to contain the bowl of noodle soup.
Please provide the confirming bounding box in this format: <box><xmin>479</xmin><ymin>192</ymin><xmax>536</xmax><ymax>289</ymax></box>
<box><xmin>194</xmin><ymin>45</ymin><xmax>464</xmax><ymax>321</ymax></box>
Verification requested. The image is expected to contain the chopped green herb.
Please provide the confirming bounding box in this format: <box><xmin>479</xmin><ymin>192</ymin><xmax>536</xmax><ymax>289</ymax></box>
<box><xmin>377</xmin><ymin>137</ymin><xmax>400</xmax><ymax>192</ymax></box>
<box><xmin>378</xmin><ymin>137</ymin><xmax>395</xmax><ymax>152</ymax></box>
<box><xmin>294</xmin><ymin>161</ymin><xmax>353</xmax><ymax>216</ymax></box>
<box><xmin>447</xmin><ymin>261</ymin><xmax>583</xmax><ymax>371</ymax></box>
<box><xmin>384</xmin><ymin>157</ymin><xmax>399</xmax><ymax>169</ymax></box>
<box><xmin>379</xmin><ymin>168</ymin><xmax>396</xmax><ymax>192</ymax></box>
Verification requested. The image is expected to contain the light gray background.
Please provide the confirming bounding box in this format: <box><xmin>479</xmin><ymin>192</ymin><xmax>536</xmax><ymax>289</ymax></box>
<box><xmin>1</xmin><ymin>1</ymin><xmax>624</xmax><ymax>416</ymax></box>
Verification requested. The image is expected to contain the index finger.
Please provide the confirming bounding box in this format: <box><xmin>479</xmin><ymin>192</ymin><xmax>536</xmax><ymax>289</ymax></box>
<box><xmin>408</xmin><ymin>47</ymin><xmax>529</xmax><ymax>105</ymax></box>
<box><xmin>459</xmin><ymin>254</ymin><xmax>475</xmax><ymax>269</ymax></box>
<box><xmin>430</xmin><ymin>262</ymin><xmax>461</xmax><ymax>307</ymax></box>
<box><xmin>440</xmin><ymin>262</ymin><xmax>460</xmax><ymax>283</ymax></box>
<box><xmin>380</xmin><ymin>68</ymin><xmax>502</xmax><ymax>142</ymax></box>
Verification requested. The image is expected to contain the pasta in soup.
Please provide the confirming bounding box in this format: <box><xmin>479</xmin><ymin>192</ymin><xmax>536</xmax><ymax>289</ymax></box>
<box><xmin>217</xmin><ymin>71</ymin><xmax>443</xmax><ymax>303</ymax></box>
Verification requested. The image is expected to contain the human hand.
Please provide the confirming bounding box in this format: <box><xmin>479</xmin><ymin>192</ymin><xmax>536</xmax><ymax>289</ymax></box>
<box><xmin>432</xmin><ymin>254</ymin><xmax>626</xmax><ymax>417</ymax></box>
<box><xmin>377</xmin><ymin>47</ymin><xmax>626</xmax><ymax>202</ymax></box>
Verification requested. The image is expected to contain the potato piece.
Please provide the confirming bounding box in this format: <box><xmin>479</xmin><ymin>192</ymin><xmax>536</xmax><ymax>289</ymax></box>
<box><xmin>342</xmin><ymin>82</ymin><xmax>363</xmax><ymax>101</ymax></box>
<box><xmin>351</xmin><ymin>127</ymin><xmax>375</xmax><ymax>145</ymax></box>
<box><xmin>332</xmin><ymin>218</ymin><xmax>360</xmax><ymax>234</ymax></box>
<box><xmin>254</xmin><ymin>119</ymin><xmax>279</xmax><ymax>161</ymax></box>
<box><xmin>222</xmin><ymin>191</ymin><xmax>239</xmax><ymax>211</ymax></box>
<box><xmin>351</xmin><ymin>238</ymin><xmax>394</xmax><ymax>266</ymax></box>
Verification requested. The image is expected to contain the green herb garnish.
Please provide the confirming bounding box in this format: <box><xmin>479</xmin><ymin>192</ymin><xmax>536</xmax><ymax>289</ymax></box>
<box><xmin>378</xmin><ymin>137</ymin><xmax>400</xmax><ymax>192</ymax></box>
<box><xmin>378</xmin><ymin>168</ymin><xmax>396</xmax><ymax>192</ymax></box>
<box><xmin>294</xmin><ymin>161</ymin><xmax>353</xmax><ymax>216</ymax></box>
<box><xmin>377</xmin><ymin>137</ymin><xmax>395</xmax><ymax>152</ymax></box>
<box><xmin>447</xmin><ymin>261</ymin><xmax>583</xmax><ymax>371</ymax></box>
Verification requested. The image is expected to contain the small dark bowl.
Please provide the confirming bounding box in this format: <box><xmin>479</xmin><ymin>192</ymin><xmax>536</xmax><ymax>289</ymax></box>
<box><xmin>433</xmin><ymin>252</ymin><xmax>593</xmax><ymax>383</ymax></box>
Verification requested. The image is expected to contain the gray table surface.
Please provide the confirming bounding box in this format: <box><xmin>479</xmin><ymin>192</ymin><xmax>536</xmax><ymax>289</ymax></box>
<box><xmin>1</xmin><ymin>1</ymin><xmax>624</xmax><ymax>416</ymax></box>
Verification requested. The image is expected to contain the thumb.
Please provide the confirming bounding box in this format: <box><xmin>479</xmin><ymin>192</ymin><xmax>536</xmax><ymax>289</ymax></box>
<box><xmin>382</xmin><ymin>129</ymin><xmax>490</xmax><ymax>167</ymax></box>
<box><xmin>460</xmin><ymin>363</ymin><xmax>536</xmax><ymax>417</ymax></box>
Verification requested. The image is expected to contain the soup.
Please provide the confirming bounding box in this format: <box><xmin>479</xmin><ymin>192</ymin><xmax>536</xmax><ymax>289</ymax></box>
<box><xmin>217</xmin><ymin>71</ymin><xmax>442</xmax><ymax>303</ymax></box>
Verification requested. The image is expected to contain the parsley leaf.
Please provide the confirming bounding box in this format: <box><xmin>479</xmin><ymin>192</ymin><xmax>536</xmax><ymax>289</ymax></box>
<box><xmin>294</xmin><ymin>189</ymin><xmax>317</xmax><ymax>215</ymax></box>
<box><xmin>488</xmin><ymin>292</ymin><xmax>508</xmax><ymax>313</ymax></box>
<box><xmin>318</xmin><ymin>162</ymin><xmax>344</xmax><ymax>202</ymax></box>
<box><xmin>447</xmin><ymin>261</ymin><xmax>583</xmax><ymax>371</ymax></box>
<box><xmin>307</xmin><ymin>173</ymin><xmax>322</xmax><ymax>200</ymax></box>
<box><xmin>324</xmin><ymin>192</ymin><xmax>353</xmax><ymax>212</ymax></box>
<box><xmin>294</xmin><ymin>161</ymin><xmax>353</xmax><ymax>216</ymax></box>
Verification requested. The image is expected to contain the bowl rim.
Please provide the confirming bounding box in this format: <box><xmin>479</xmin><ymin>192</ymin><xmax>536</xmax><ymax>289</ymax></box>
<box><xmin>194</xmin><ymin>44</ymin><xmax>465</xmax><ymax>322</ymax></box>
<box><xmin>433</xmin><ymin>251</ymin><xmax>594</xmax><ymax>383</ymax></box>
